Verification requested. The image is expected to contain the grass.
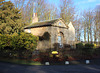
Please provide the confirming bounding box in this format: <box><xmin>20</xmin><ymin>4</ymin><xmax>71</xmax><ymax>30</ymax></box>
<box><xmin>0</xmin><ymin>58</ymin><xmax>42</xmax><ymax>65</ymax></box>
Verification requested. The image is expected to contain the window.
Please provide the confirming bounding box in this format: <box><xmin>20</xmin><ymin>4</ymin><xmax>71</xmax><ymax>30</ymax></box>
<box><xmin>28</xmin><ymin>29</ymin><xmax>31</xmax><ymax>33</ymax></box>
<box><xmin>58</xmin><ymin>36</ymin><xmax>63</xmax><ymax>48</ymax></box>
<box><xmin>59</xmin><ymin>22</ymin><xmax>61</xmax><ymax>26</ymax></box>
<box><xmin>58</xmin><ymin>36</ymin><xmax>62</xmax><ymax>45</ymax></box>
<box><xmin>57</xmin><ymin>32</ymin><xmax>64</xmax><ymax>48</ymax></box>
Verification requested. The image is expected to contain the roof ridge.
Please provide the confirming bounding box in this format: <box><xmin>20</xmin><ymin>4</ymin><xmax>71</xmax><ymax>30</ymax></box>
<box><xmin>24</xmin><ymin>18</ymin><xmax>66</xmax><ymax>29</ymax></box>
<box><xmin>29</xmin><ymin>18</ymin><xmax>61</xmax><ymax>25</ymax></box>
<box><xmin>39</xmin><ymin>18</ymin><xmax>61</xmax><ymax>23</ymax></box>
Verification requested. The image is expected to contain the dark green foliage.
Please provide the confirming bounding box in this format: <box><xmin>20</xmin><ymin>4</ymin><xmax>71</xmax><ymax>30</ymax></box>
<box><xmin>0</xmin><ymin>0</ymin><xmax>38</xmax><ymax>59</ymax></box>
<box><xmin>0</xmin><ymin>0</ymin><xmax>25</xmax><ymax>34</ymax></box>
<box><xmin>76</xmin><ymin>43</ymin><xmax>84</xmax><ymax>49</ymax></box>
<box><xmin>85</xmin><ymin>43</ymin><xmax>94</xmax><ymax>48</ymax></box>
<box><xmin>12</xmin><ymin>32</ymin><xmax>38</xmax><ymax>51</ymax></box>
<box><xmin>82</xmin><ymin>43</ymin><xmax>94</xmax><ymax>56</ymax></box>
<box><xmin>0</xmin><ymin>33</ymin><xmax>38</xmax><ymax>58</ymax></box>
<box><xmin>0</xmin><ymin>34</ymin><xmax>12</xmax><ymax>50</ymax></box>
<box><xmin>94</xmin><ymin>47</ymin><xmax>100</xmax><ymax>56</ymax></box>
<box><xmin>64</xmin><ymin>44</ymin><xmax>71</xmax><ymax>49</ymax></box>
<box><xmin>0</xmin><ymin>34</ymin><xmax>13</xmax><ymax>58</ymax></box>
<box><xmin>76</xmin><ymin>43</ymin><xmax>94</xmax><ymax>57</ymax></box>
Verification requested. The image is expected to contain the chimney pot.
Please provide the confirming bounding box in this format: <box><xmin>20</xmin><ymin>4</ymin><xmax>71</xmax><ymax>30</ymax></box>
<box><xmin>32</xmin><ymin>13</ymin><xmax>38</xmax><ymax>23</ymax></box>
<box><xmin>35</xmin><ymin>13</ymin><xmax>37</xmax><ymax>17</ymax></box>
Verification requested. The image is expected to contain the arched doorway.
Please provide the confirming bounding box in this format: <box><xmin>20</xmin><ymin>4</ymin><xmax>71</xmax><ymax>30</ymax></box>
<box><xmin>57</xmin><ymin>32</ymin><xmax>64</xmax><ymax>48</ymax></box>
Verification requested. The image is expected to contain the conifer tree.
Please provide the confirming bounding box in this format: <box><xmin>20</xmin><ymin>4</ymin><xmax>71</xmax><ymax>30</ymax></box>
<box><xmin>0</xmin><ymin>0</ymin><xmax>24</xmax><ymax>34</ymax></box>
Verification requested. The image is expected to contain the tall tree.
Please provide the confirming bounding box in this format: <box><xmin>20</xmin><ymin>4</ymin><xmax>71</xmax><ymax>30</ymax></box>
<box><xmin>11</xmin><ymin>0</ymin><xmax>58</xmax><ymax>23</ymax></box>
<box><xmin>60</xmin><ymin>0</ymin><xmax>75</xmax><ymax>24</ymax></box>
<box><xmin>94</xmin><ymin>5</ymin><xmax>100</xmax><ymax>42</ymax></box>
<box><xmin>32</xmin><ymin>0</ymin><xmax>58</xmax><ymax>21</ymax></box>
<box><xmin>82</xmin><ymin>10</ymin><xmax>94</xmax><ymax>42</ymax></box>
<box><xmin>38</xmin><ymin>3</ymin><xmax>58</xmax><ymax>21</ymax></box>
<box><xmin>0</xmin><ymin>0</ymin><xmax>25</xmax><ymax>34</ymax></box>
<box><xmin>74</xmin><ymin>15</ymin><xmax>83</xmax><ymax>42</ymax></box>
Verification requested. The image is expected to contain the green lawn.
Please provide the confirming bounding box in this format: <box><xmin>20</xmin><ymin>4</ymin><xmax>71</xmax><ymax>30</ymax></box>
<box><xmin>0</xmin><ymin>58</ymin><xmax>42</xmax><ymax>65</ymax></box>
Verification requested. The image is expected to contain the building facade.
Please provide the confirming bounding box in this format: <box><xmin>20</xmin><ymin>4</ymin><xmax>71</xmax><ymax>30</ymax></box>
<box><xmin>24</xmin><ymin>14</ymin><xmax>75</xmax><ymax>51</ymax></box>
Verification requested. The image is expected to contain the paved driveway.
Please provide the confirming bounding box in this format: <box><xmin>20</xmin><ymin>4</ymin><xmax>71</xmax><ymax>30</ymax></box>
<box><xmin>0</xmin><ymin>62</ymin><xmax>100</xmax><ymax>73</ymax></box>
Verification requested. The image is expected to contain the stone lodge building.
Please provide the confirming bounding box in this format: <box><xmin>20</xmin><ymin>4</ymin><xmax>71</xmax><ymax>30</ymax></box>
<box><xmin>24</xmin><ymin>13</ymin><xmax>75</xmax><ymax>51</ymax></box>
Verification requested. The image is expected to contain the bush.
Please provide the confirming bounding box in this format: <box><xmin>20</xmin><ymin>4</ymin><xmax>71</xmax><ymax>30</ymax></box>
<box><xmin>0</xmin><ymin>34</ymin><xmax>12</xmax><ymax>50</ymax></box>
<box><xmin>85</xmin><ymin>43</ymin><xmax>94</xmax><ymax>48</ymax></box>
<box><xmin>93</xmin><ymin>44</ymin><xmax>97</xmax><ymax>48</ymax></box>
<box><xmin>11</xmin><ymin>32</ymin><xmax>38</xmax><ymax>58</ymax></box>
<box><xmin>12</xmin><ymin>32</ymin><xmax>38</xmax><ymax>51</ymax></box>
<box><xmin>0</xmin><ymin>33</ymin><xmax>38</xmax><ymax>58</ymax></box>
<box><xmin>76</xmin><ymin>43</ymin><xmax>95</xmax><ymax>59</ymax></box>
<box><xmin>64</xmin><ymin>44</ymin><xmax>71</xmax><ymax>48</ymax></box>
<box><xmin>0</xmin><ymin>34</ymin><xmax>12</xmax><ymax>57</ymax></box>
<box><xmin>76</xmin><ymin>43</ymin><xmax>84</xmax><ymax>49</ymax></box>
<box><xmin>81</xmin><ymin>43</ymin><xmax>94</xmax><ymax>57</ymax></box>
<box><xmin>94</xmin><ymin>47</ymin><xmax>100</xmax><ymax>56</ymax></box>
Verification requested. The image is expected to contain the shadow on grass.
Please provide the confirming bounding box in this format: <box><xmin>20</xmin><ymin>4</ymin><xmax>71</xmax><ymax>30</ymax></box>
<box><xmin>0</xmin><ymin>57</ymin><xmax>42</xmax><ymax>65</ymax></box>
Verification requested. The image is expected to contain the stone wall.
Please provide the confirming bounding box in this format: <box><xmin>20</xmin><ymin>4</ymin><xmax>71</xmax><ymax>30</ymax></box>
<box><xmin>24</xmin><ymin>21</ymin><xmax>75</xmax><ymax>51</ymax></box>
<box><xmin>36</xmin><ymin>27</ymin><xmax>52</xmax><ymax>50</ymax></box>
<box><xmin>67</xmin><ymin>22</ymin><xmax>75</xmax><ymax>45</ymax></box>
<box><xmin>50</xmin><ymin>26</ymin><xmax>69</xmax><ymax>49</ymax></box>
<box><xmin>24</xmin><ymin>27</ymin><xmax>52</xmax><ymax>50</ymax></box>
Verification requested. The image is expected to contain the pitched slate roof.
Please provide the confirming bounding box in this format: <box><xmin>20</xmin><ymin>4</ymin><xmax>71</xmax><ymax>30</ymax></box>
<box><xmin>24</xmin><ymin>18</ymin><xmax>68</xmax><ymax>29</ymax></box>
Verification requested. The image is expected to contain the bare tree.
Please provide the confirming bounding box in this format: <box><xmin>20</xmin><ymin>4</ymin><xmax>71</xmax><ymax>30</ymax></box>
<box><xmin>74</xmin><ymin>14</ymin><xmax>83</xmax><ymax>42</ymax></box>
<box><xmin>59</xmin><ymin>0</ymin><xmax>75</xmax><ymax>24</ymax></box>
<box><xmin>36</xmin><ymin>1</ymin><xmax>58</xmax><ymax>21</ymax></box>
<box><xmin>82</xmin><ymin>9</ymin><xmax>94</xmax><ymax>43</ymax></box>
<box><xmin>94</xmin><ymin>5</ymin><xmax>100</xmax><ymax>43</ymax></box>
<box><xmin>11</xmin><ymin>0</ymin><xmax>58</xmax><ymax>23</ymax></box>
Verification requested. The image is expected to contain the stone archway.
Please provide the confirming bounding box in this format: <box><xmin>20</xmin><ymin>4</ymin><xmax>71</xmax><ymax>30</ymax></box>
<box><xmin>57</xmin><ymin>32</ymin><xmax>64</xmax><ymax>48</ymax></box>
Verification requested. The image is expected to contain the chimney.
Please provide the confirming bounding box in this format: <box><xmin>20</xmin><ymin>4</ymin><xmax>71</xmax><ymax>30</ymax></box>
<box><xmin>32</xmin><ymin>13</ymin><xmax>38</xmax><ymax>23</ymax></box>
